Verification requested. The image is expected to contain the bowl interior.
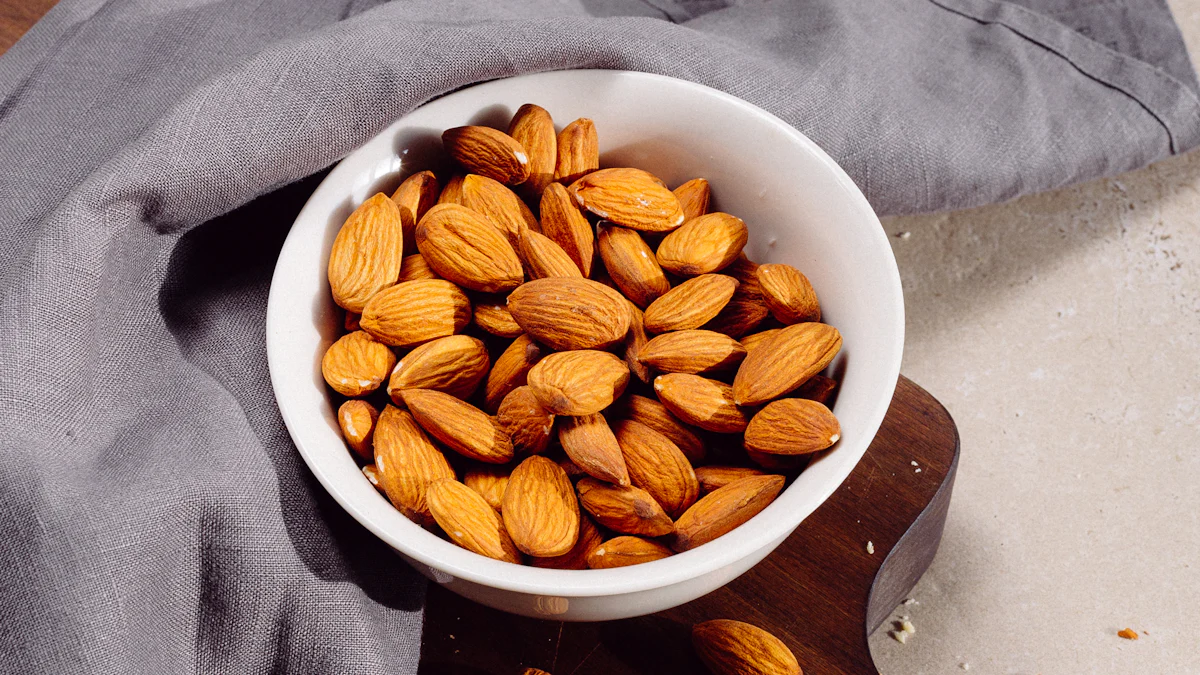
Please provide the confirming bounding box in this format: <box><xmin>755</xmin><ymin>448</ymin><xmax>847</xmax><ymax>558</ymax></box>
<box><xmin>266</xmin><ymin>70</ymin><xmax>903</xmax><ymax>597</ymax></box>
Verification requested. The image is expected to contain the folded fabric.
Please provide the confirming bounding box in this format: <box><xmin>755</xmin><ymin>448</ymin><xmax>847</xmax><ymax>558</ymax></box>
<box><xmin>0</xmin><ymin>0</ymin><xmax>1195</xmax><ymax>672</ymax></box>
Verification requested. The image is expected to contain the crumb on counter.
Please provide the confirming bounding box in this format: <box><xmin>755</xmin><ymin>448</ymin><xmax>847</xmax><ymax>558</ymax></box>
<box><xmin>867</xmin><ymin>541</ymin><xmax>875</xmax><ymax>554</ymax></box>
<box><xmin>891</xmin><ymin>630</ymin><xmax>908</xmax><ymax>644</ymax></box>
<box><xmin>901</xmin><ymin>620</ymin><xmax>916</xmax><ymax>634</ymax></box>
<box><xmin>1118</xmin><ymin>628</ymin><xmax>1139</xmax><ymax>640</ymax></box>
<box><xmin>960</xmin><ymin>663</ymin><xmax>970</xmax><ymax>671</ymax></box>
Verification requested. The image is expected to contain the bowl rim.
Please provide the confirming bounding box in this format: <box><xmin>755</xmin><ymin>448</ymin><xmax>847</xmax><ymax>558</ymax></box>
<box><xmin>266</xmin><ymin>69</ymin><xmax>904</xmax><ymax>597</ymax></box>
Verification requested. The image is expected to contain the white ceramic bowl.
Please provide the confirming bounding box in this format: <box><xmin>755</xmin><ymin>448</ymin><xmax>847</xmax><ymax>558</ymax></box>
<box><xmin>266</xmin><ymin>70</ymin><xmax>903</xmax><ymax>621</ymax></box>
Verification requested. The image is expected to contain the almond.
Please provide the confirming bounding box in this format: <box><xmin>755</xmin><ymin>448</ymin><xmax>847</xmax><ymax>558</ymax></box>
<box><xmin>485</xmin><ymin>334</ymin><xmax>549</xmax><ymax>412</ymax></box>
<box><xmin>372</xmin><ymin>405</ymin><xmax>456</xmax><ymax>527</ymax></box>
<box><xmin>427</xmin><ymin>479</ymin><xmax>522</xmax><ymax>563</ymax></box>
<box><xmin>623</xmin><ymin>301</ymin><xmax>652</xmax><ymax>384</ymax></box>
<box><xmin>757</xmin><ymin>263</ymin><xmax>820</xmax><ymax>324</ymax></box>
<box><xmin>473</xmin><ymin>297</ymin><xmax>523</xmax><ymax>338</ymax></box>
<box><xmin>597</xmin><ymin>222</ymin><xmax>670</xmax><ymax>307</ymax></box>
<box><xmin>437</xmin><ymin>174</ymin><xmax>465</xmax><ymax>205</ymax></box>
<box><xmin>557</xmin><ymin>456</ymin><xmax>588</xmax><ymax>480</ymax></box>
<box><xmin>401</xmin><ymin>389</ymin><xmax>514</xmax><ymax>464</ymax></box>
<box><xmin>656</xmin><ymin>212</ymin><xmax>747</xmax><ymax>277</ymax></box>
<box><xmin>643</xmin><ymin>274</ymin><xmax>738</xmax><ymax>333</ymax></box>
<box><xmin>744</xmin><ymin>399</ymin><xmax>840</xmax><ymax>455</ymax></box>
<box><xmin>415</xmin><ymin>204</ymin><xmax>523</xmax><ymax>293</ymax></box>
<box><xmin>496</xmin><ymin>385</ymin><xmax>556</xmax><ymax>456</ymax></box>
<box><xmin>671</xmin><ymin>474</ymin><xmax>785</xmax><ymax>552</ymax></box>
<box><xmin>387</xmin><ymin>334</ymin><xmax>489</xmax><ymax>401</ymax></box>
<box><xmin>613</xmin><ymin>419</ymin><xmax>699</xmax><ymax>518</ymax></box>
<box><xmin>558</xmin><ymin>413</ymin><xmax>629</xmax><ymax>485</ymax></box>
<box><xmin>507</xmin><ymin>104</ymin><xmax>557</xmax><ymax>197</ymax></box>
<box><xmin>397</xmin><ymin>253</ymin><xmax>440</xmax><ymax>282</ymax></box>
<box><xmin>610</xmin><ymin>394</ymin><xmax>706</xmax><ymax>464</ymax></box>
<box><xmin>639</xmin><ymin>329</ymin><xmax>746</xmax><ymax>374</ymax></box>
<box><xmin>795</xmin><ymin>374</ymin><xmax>838</xmax><ymax>406</ymax></box>
<box><xmin>530</xmin><ymin>514</ymin><xmax>603</xmax><ymax>570</ymax></box>
<box><xmin>673</xmin><ymin>178</ymin><xmax>711</xmax><ymax>221</ymax></box>
<box><xmin>362</xmin><ymin>464</ymin><xmax>384</xmax><ymax>494</ymax></box>
<box><xmin>747</xmin><ymin>450</ymin><xmax>811</xmax><ymax>472</ymax></box>
<box><xmin>461</xmin><ymin>173</ymin><xmax>540</xmax><ymax>247</ymax></box>
<box><xmin>527</xmin><ymin>350</ymin><xmax>630</xmax><ymax>416</ymax></box>
<box><xmin>506</xmin><ymin>277</ymin><xmax>632</xmax><ymax>351</ymax></box>
<box><xmin>724</xmin><ymin>252</ymin><xmax>761</xmax><ymax>290</ymax></box>
<box><xmin>463</xmin><ymin>465</ymin><xmax>510</xmax><ymax>511</ymax></box>
<box><xmin>502</xmin><ymin>456</ymin><xmax>580</xmax><ymax>557</ymax></box>
<box><xmin>442</xmin><ymin>126</ymin><xmax>530</xmax><ymax>185</ymax></box>
<box><xmin>586</xmin><ymin>536</ymin><xmax>673</xmax><ymax>569</ymax></box>
<box><xmin>327</xmin><ymin>193</ymin><xmax>404</xmax><ymax>312</ymax></box>
<box><xmin>391</xmin><ymin>170</ymin><xmax>439</xmax><ymax>252</ymax></box>
<box><xmin>653</xmin><ymin>373</ymin><xmax>752</xmax><ymax>433</ymax></box>
<box><xmin>539</xmin><ymin>182</ymin><xmax>594</xmax><ymax>276</ymax></box>
<box><xmin>694</xmin><ymin>465</ymin><xmax>766</xmax><ymax>494</ymax></box>
<box><xmin>337</xmin><ymin>399</ymin><xmax>379</xmax><ymax>462</ymax></box>
<box><xmin>576</xmin><ymin>477</ymin><xmax>674</xmax><ymax>537</ymax></box>
<box><xmin>360</xmin><ymin>279</ymin><xmax>471</xmax><ymax>347</ymax></box>
<box><xmin>522</xmin><ymin>669</ymin><xmax>553</xmax><ymax>675</ymax></box>
<box><xmin>703</xmin><ymin>293</ymin><xmax>770</xmax><ymax>338</ymax></box>
<box><xmin>569</xmin><ymin>168</ymin><xmax>684</xmax><ymax>232</ymax></box>
<box><xmin>739</xmin><ymin>328</ymin><xmax>783</xmax><ymax>355</ymax></box>
<box><xmin>321</xmin><ymin>330</ymin><xmax>396</xmax><ymax>397</ymax></box>
<box><xmin>732</xmin><ymin>322</ymin><xmax>842</xmax><ymax>406</ymax></box>
<box><xmin>519</xmin><ymin>229</ymin><xmax>584</xmax><ymax>279</ymax></box>
<box><xmin>692</xmin><ymin>620</ymin><xmax>801</xmax><ymax>675</ymax></box>
<box><xmin>554</xmin><ymin>118</ymin><xmax>598</xmax><ymax>184</ymax></box>
<box><xmin>344</xmin><ymin>311</ymin><xmax>361</xmax><ymax>331</ymax></box>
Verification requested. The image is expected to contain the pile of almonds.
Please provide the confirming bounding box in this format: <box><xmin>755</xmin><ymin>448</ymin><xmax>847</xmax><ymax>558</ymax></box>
<box><xmin>322</xmin><ymin>103</ymin><xmax>843</xmax><ymax>570</ymax></box>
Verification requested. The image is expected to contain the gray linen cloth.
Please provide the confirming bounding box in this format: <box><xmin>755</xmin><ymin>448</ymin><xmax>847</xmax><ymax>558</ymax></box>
<box><xmin>0</xmin><ymin>0</ymin><xmax>1196</xmax><ymax>672</ymax></box>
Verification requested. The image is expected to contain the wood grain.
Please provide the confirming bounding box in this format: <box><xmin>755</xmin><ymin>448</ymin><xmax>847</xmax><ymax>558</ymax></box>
<box><xmin>0</xmin><ymin>0</ymin><xmax>55</xmax><ymax>54</ymax></box>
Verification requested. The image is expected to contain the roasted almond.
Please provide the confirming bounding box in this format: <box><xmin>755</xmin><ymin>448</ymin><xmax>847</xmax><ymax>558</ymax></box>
<box><xmin>519</xmin><ymin>229</ymin><xmax>584</xmax><ymax>279</ymax></box>
<box><xmin>586</xmin><ymin>536</ymin><xmax>673</xmax><ymax>569</ymax></box>
<box><xmin>744</xmin><ymin>399</ymin><xmax>840</xmax><ymax>455</ymax></box>
<box><xmin>694</xmin><ymin>465</ymin><xmax>767</xmax><ymax>494</ymax></box>
<box><xmin>360</xmin><ymin>279</ymin><xmax>471</xmax><ymax>347</ymax></box>
<box><xmin>495</xmin><ymin>385</ymin><xmax>555</xmax><ymax>456</ymax></box>
<box><xmin>539</xmin><ymin>182</ymin><xmax>594</xmax><ymax>276</ymax></box>
<box><xmin>554</xmin><ymin>117</ymin><xmax>599</xmax><ymax>184</ymax></box>
<box><xmin>485</xmin><ymin>334</ymin><xmax>549</xmax><ymax>412</ymax></box>
<box><xmin>387</xmin><ymin>334</ymin><xmax>489</xmax><ymax>401</ymax></box>
<box><xmin>397</xmin><ymin>253</ymin><xmax>440</xmax><ymax>282</ymax></box>
<box><xmin>401</xmin><ymin>389</ymin><xmax>514</xmax><ymax>464</ymax></box>
<box><xmin>757</xmin><ymin>263</ymin><xmax>820</xmax><ymax>324</ymax></box>
<box><xmin>795</xmin><ymin>374</ymin><xmax>838</xmax><ymax>406</ymax></box>
<box><xmin>372</xmin><ymin>405</ymin><xmax>456</xmax><ymax>527</ymax></box>
<box><xmin>527</xmin><ymin>350</ymin><xmax>630</xmax><ymax>416</ymax></box>
<box><xmin>671</xmin><ymin>474</ymin><xmax>785</xmax><ymax>552</ymax></box>
<box><xmin>507</xmin><ymin>104</ymin><xmax>557</xmax><ymax>197</ymax></box>
<box><xmin>337</xmin><ymin>399</ymin><xmax>379</xmax><ymax>462</ymax></box>
<box><xmin>391</xmin><ymin>170</ymin><xmax>439</xmax><ymax>252</ymax></box>
<box><xmin>569</xmin><ymin>168</ymin><xmax>685</xmax><ymax>232</ymax></box>
<box><xmin>703</xmin><ymin>293</ymin><xmax>770</xmax><ymax>338</ymax></box>
<box><xmin>502</xmin><ymin>456</ymin><xmax>580</xmax><ymax>557</ymax></box>
<box><xmin>739</xmin><ymin>328</ymin><xmax>783</xmax><ymax>355</ymax></box>
<box><xmin>558</xmin><ymin>413</ymin><xmax>629</xmax><ymax>485</ymax></box>
<box><xmin>639</xmin><ymin>329</ymin><xmax>746</xmax><ymax>374</ymax></box>
<box><xmin>427</xmin><ymin>479</ymin><xmax>522</xmax><ymax>563</ymax></box>
<box><xmin>461</xmin><ymin>173</ymin><xmax>540</xmax><ymax>247</ymax></box>
<box><xmin>463</xmin><ymin>465</ymin><xmax>510</xmax><ymax>511</ymax></box>
<box><xmin>623</xmin><ymin>301</ymin><xmax>652</xmax><ymax>384</ymax></box>
<box><xmin>321</xmin><ymin>330</ymin><xmax>396</xmax><ymax>397</ymax></box>
<box><xmin>673</xmin><ymin>178</ymin><xmax>711</xmax><ymax>221</ymax></box>
<box><xmin>437</xmin><ymin>174</ymin><xmax>465</xmax><ymax>205</ymax></box>
<box><xmin>328</xmin><ymin>193</ymin><xmax>404</xmax><ymax>312</ymax></box>
<box><xmin>653</xmin><ymin>373</ymin><xmax>752</xmax><ymax>433</ymax></box>
<box><xmin>530</xmin><ymin>514</ymin><xmax>603</xmax><ymax>570</ymax></box>
<box><xmin>415</xmin><ymin>204</ymin><xmax>523</xmax><ymax>293</ymax></box>
<box><xmin>597</xmin><ymin>222</ymin><xmax>670</xmax><ymax>307</ymax></box>
<box><xmin>473</xmin><ymin>297</ymin><xmax>523</xmax><ymax>338</ymax></box>
<box><xmin>732</xmin><ymin>322</ymin><xmax>842</xmax><ymax>405</ymax></box>
<box><xmin>576</xmin><ymin>477</ymin><xmax>673</xmax><ymax>537</ymax></box>
<box><xmin>610</xmin><ymin>394</ymin><xmax>706</xmax><ymax>464</ymax></box>
<box><xmin>442</xmin><ymin>126</ymin><xmax>530</xmax><ymax>185</ymax></box>
<box><xmin>506</xmin><ymin>277</ymin><xmax>632</xmax><ymax>351</ymax></box>
<box><xmin>692</xmin><ymin>619</ymin><xmax>800</xmax><ymax>675</ymax></box>
<box><xmin>643</xmin><ymin>274</ymin><xmax>738</xmax><ymax>333</ymax></box>
<box><xmin>656</xmin><ymin>213</ymin><xmax>748</xmax><ymax>276</ymax></box>
<box><xmin>613</xmin><ymin>419</ymin><xmax>699</xmax><ymax>518</ymax></box>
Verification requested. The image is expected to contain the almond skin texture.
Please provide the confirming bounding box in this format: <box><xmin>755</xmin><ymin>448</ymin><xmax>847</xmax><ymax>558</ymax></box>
<box><xmin>639</xmin><ymin>329</ymin><xmax>746</xmax><ymax>374</ymax></box>
<box><xmin>654</xmin><ymin>373</ymin><xmax>752</xmax><ymax>433</ymax></box>
<box><xmin>757</xmin><ymin>263</ymin><xmax>821</xmax><ymax>324</ymax></box>
<box><xmin>794</xmin><ymin>374</ymin><xmax>838</xmax><ymax>406</ymax></box>
<box><xmin>611</xmin><ymin>394</ymin><xmax>706</xmax><ymax>464</ymax></box>
<box><xmin>507</xmin><ymin>277</ymin><xmax>632</xmax><ymax>351</ymax></box>
<box><xmin>692</xmin><ymin>619</ymin><xmax>801</xmax><ymax>675</ymax></box>
<box><xmin>673</xmin><ymin>178</ymin><xmax>711</xmax><ymax>221</ymax></box>
<box><xmin>739</xmin><ymin>328</ymin><xmax>783</xmax><ymax>355</ymax></box>
<box><xmin>328</xmin><ymin>192</ymin><xmax>404</xmax><ymax>312</ymax></box>
<box><xmin>391</xmin><ymin>170</ymin><xmax>439</xmax><ymax>253</ymax></box>
<box><xmin>569</xmin><ymin>168</ymin><xmax>685</xmax><ymax>232</ymax></box>
<box><xmin>386</xmin><ymin>334</ymin><xmax>489</xmax><ymax>401</ymax></box>
<box><xmin>503</xmin><ymin>456</ymin><xmax>580</xmax><ymax>557</ymax></box>
<box><xmin>337</xmin><ymin>399</ymin><xmax>379</xmax><ymax>462</ymax></box>
<box><xmin>397</xmin><ymin>253</ymin><xmax>440</xmax><ymax>282</ymax></box>
<box><xmin>496</xmin><ymin>385</ymin><xmax>556</xmax><ymax>456</ymax></box>
<box><xmin>373</xmin><ymin>405</ymin><xmax>456</xmax><ymax>527</ymax></box>
<box><xmin>539</xmin><ymin>182</ymin><xmax>594</xmax><ymax>276</ymax></box>
<box><xmin>463</xmin><ymin>466</ymin><xmax>510</xmax><ymax>511</ymax></box>
<box><xmin>530</xmin><ymin>514</ymin><xmax>603</xmax><ymax>570</ymax></box>
<box><xmin>656</xmin><ymin>212</ymin><xmax>748</xmax><ymax>276</ymax></box>
<box><xmin>703</xmin><ymin>293</ymin><xmax>770</xmax><ymax>338</ymax></box>
<box><xmin>461</xmin><ymin>173</ymin><xmax>540</xmax><ymax>248</ymax></box>
<box><xmin>360</xmin><ymin>279</ymin><xmax>471</xmax><ymax>347</ymax></box>
<box><xmin>415</xmin><ymin>204</ymin><xmax>523</xmax><ymax>293</ymax></box>
<box><xmin>744</xmin><ymin>399</ymin><xmax>841</xmax><ymax>455</ymax></box>
<box><xmin>732</xmin><ymin>322</ymin><xmax>842</xmax><ymax>406</ymax></box>
<box><xmin>473</xmin><ymin>298</ymin><xmax>523</xmax><ymax>338</ymax></box>
<box><xmin>598</xmin><ymin>222</ymin><xmax>670</xmax><ymax>307</ymax></box>
<box><xmin>577</xmin><ymin>477</ymin><xmax>674</xmax><ymax>537</ymax></box>
<box><xmin>586</xmin><ymin>536</ymin><xmax>673</xmax><ymax>569</ymax></box>
<box><xmin>613</xmin><ymin>419</ymin><xmax>699</xmax><ymax>518</ymax></box>
<box><xmin>485</xmin><ymin>334</ymin><xmax>549</xmax><ymax>412</ymax></box>
<box><xmin>623</xmin><ymin>302</ymin><xmax>653</xmax><ymax>384</ymax></box>
<box><xmin>321</xmin><ymin>330</ymin><xmax>396</xmax><ymax>397</ymax></box>
<box><xmin>362</xmin><ymin>464</ymin><xmax>384</xmax><ymax>493</ymax></box>
<box><xmin>427</xmin><ymin>479</ymin><xmax>522</xmax><ymax>563</ymax></box>
<box><xmin>401</xmin><ymin>389</ymin><xmax>514</xmax><ymax>464</ymax></box>
<box><xmin>694</xmin><ymin>465</ymin><xmax>767</xmax><ymax>494</ymax></box>
<box><xmin>442</xmin><ymin>126</ymin><xmax>530</xmax><ymax>185</ymax></box>
<box><xmin>519</xmin><ymin>229</ymin><xmax>584</xmax><ymax>279</ymax></box>
<box><xmin>672</xmin><ymin>474</ymin><xmax>785</xmax><ymax>552</ymax></box>
<box><xmin>527</xmin><ymin>350</ymin><xmax>630</xmax><ymax>416</ymax></box>
<box><xmin>507</xmin><ymin>104</ymin><xmax>556</xmax><ymax>197</ymax></box>
<box><xmin>437</xmin><ymin>174</ymin><xmax>465</xmax><ymax>205</ymax></box>
<box><xmin>554</xmin><ymin>118</ymin><xmax>599</xmax><ymax>184</ymax></box>
<box><xmin>558</xmin><ymin>413</ymin><xmax>629</xmax><ymax>485</ymax></box>
<box><xmin>643</xmin><ymin>274</ymin><xmax>738</xmax><ymax>333</ymax></box>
